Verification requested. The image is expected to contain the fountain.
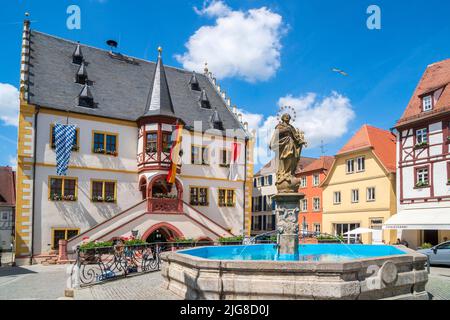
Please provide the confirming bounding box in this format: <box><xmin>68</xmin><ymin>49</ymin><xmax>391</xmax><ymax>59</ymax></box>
<box><xmin>160</xmin><ymin>111</ymin><xmax>429</xmax><ymax>300</ymax></box>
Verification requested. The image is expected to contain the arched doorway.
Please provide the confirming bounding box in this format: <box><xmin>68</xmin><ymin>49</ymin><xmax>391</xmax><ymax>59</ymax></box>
<box><xmin>142</xmin><ymin>222</ymin><xmax>184</xmax><ymax>243</ymax></box>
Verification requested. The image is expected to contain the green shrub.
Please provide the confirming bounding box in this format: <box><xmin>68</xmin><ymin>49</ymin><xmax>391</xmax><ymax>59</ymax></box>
<box><xmin>79</xmin><ymin>241</ymin><xmax>113</xmax><ymax>250</ymax></box>
<box><xmin>419</xmin><ymin>242</ymin><xmax>433</xmax><ymax>249</ymax></box>
<box><xmin>124</xmin><ymin>239</ymin><xmax>147</xmax><ymax>246</ymax></box>
<box><xmin>218</xmin><ymin>236</ymin><xmax>243</xmax><ymax>243</ymax></box>
<box><xmin>172</xmin><ymin>238</ymin><xmax>195</xmax><ymax>243</ymax></box>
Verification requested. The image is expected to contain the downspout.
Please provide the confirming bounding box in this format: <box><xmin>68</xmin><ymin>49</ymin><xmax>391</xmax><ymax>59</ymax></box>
<box><xmin>29</xmin><ymin>106</ymin><xmax>40</xmax><ymax>265</ymax></box>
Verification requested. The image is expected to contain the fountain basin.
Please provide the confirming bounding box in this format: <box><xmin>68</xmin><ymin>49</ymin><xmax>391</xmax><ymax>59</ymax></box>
<box><xmin>161</xmin><ymin>244</ymin><xmax>429</xmax><ymax>300</ymax></box>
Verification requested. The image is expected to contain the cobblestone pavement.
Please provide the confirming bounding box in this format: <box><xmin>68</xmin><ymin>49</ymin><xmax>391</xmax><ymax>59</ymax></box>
<box><xmin>426</xmin><ymin>266</ymin><xmax>450</xmax><ymax>300</ymax></box>
<box><xmin>74</xmin><ymin>271</ymin><xmax>180</xmax><ymax>300</ymax></box>
<box><xmin>0</xmin><ymin>264</ymin><xmax>68</xmax><ymax>300</ymax></box>
<box><xmin>0</xmin><ymin>264</ymin><xmax>448</xmax><ymax>300</ymax></box>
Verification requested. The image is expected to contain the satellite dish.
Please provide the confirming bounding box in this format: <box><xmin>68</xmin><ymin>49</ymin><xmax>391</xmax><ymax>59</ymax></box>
<box><xmin>106</xmin><ymin>39</ymin><xmax>118</xmax><ymax>50</ymax></box>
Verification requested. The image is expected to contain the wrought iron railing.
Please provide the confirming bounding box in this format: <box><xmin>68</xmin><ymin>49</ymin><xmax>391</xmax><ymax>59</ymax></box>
<box><xmin>72</xmin><ymin>240</ymin><xmax>277</xmax><ymax>287</ymax></box>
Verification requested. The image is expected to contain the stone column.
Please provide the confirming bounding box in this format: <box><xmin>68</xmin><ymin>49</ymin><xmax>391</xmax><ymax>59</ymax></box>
<box><xmin>272</xmin><ymin>193</ymin><xmax>304</xmax><ymax>260</ymax></box>
<box><xmin>58</xmin><ymin>239</ymin><xmax>68</xmax><ymax>261</ymax></box>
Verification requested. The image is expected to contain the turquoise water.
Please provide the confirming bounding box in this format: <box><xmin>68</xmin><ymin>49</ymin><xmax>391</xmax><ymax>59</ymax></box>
<box><xmin>179</xmin><ymin>244</ymin><xmax>406</xmax><ymax>262</ymax></box>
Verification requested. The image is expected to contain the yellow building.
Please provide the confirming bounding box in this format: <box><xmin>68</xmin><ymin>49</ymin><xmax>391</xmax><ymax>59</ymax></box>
<box><xmin>321</xmin><ymin>125</ymin><xmax>397</xmax><ymax>244</ymax></box>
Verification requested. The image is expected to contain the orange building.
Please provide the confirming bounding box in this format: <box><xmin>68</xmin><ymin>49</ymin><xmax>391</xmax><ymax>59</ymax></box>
<box><xmin>296</xmin><ymin>156</ymin><xmax>334</xmax><ymax>233</ymax></box>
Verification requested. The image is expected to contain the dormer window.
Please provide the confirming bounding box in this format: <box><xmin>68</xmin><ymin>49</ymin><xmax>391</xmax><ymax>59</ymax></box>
<box><xmin>72</xmin><ymin>44</ymin><xmax>83</xmax><ymax>65</ymax></box>
<box><xmin>78</xmin><ymin>84</ymin><xmax>94</xmax><ymax>108</ymax></box>
<box><xmin>189</xmin><ymin>71</ymin><xmax>200</xmax><ymax>91</ymax></box>
<box><xmin>75</xmin><ymin>62</ymin><xmax>88</xmax><ymax>84</ymax></box>
<box><xmin>422</xmin><ymin>95</ymin><xmax>433</xmax><ymax>112</ymax></box>
<box><xmin>199</xmin><ymin>89</ymin><xmax>211</xmax><ymax>109</ymax></box>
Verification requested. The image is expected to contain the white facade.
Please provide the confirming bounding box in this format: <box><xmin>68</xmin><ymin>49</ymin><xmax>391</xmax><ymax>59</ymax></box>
<box><xmin>251</xmin><ymin>163</ymin><xmax>276</xmax><ymax>235</ymax></box>
<box><xmin>27</xmin><ymin>111</ymin><xmax>247</xmax><ymax>256</ymax></box>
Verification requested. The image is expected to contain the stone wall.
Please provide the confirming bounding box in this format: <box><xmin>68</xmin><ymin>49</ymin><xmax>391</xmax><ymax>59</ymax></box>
<box><xmin>160</xmin><ymin>246</ymin><xmax>429</xmax><ymax>300</ymax></box>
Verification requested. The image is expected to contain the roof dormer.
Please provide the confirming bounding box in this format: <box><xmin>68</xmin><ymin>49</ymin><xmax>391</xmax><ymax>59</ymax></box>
<box><xmin>72</xmin><ymin>43</ymin><xmax>83</xmax><ymax>65</ymax></box>
<box><xmin>422</xmin><ymin>94</ymin><xmax>433</xmax><ymax>112</ymax></box>
<box><xmin>199</xmin><ymin>89</ymin><xmax>211</xmax><ymax>109</ymax></box>
<box><xmin>189</xmin><ymin>71</ymin><xmax>200</xmax><ymax>91</ymax></box>
<box><xmin>76</xmin><ymin>62</ymin><xmax>88</xmax><ymax>84</ymax></box>
<box><xmin>78</xmin><ymin>84</ymin><xmax>94</xmax><ymax>108</ymax></box>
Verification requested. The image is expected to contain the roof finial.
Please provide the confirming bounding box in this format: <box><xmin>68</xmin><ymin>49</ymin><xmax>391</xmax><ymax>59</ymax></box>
<box><xmin>25</xmin><ymin>12</ymin><xmax>30</xmax><ymax>17</ymax></box>
<box><xmin>158</xmin><ymin>46</ymin><xmax>162</xmax><ymax>58</ymax></box>
<box><xmin>204</xmin><ymin>61</ymin><xmax>209</xmax><ymax>74</ymax></box>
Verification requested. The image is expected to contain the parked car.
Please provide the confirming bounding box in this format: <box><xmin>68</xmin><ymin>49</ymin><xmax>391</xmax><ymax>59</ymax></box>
<box><xmin>417</xmin><ymin>241</ymin><xmax>450</xmax><ymax>266</ymax></box>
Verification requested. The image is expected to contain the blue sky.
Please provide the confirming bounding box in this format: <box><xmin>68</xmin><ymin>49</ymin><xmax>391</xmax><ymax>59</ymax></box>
<box><xmin>0</xmin><ymin>0</ymin><xmax>449</xmax><ymax>170</ymax></box>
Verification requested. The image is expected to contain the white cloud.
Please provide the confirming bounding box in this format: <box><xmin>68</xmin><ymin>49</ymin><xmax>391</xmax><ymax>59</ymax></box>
<box><xmin>8</xmin><ymin>155</ymin><xmax>17</xmax><ymax>171</ymax></box>
<box><xmin>194</xmin><ymin>0</ymin><xmax>231</xmax><ymax>17</ymax></box>
<box><xmin>0</xmin><ymin>83</ymin><xmax>20</xmax><ymax>126</ymax></box>
<box><xmin>176</xmin><ymin>1</ymin><xmax>285</xmax><ymax>82</ymax></box>
<box><xmin>242</xmin><ymin>91</ymin><xmax>355</xmax><ymax>165</ymax></box>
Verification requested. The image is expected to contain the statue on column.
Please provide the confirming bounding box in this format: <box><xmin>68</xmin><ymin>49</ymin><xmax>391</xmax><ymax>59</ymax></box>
<box><xmin>269</xmin><ymin>111</ymin><xmax>307</xmax><ymax>193</ymax></box>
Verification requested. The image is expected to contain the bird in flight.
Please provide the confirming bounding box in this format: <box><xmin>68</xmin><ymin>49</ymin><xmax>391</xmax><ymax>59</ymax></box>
<box><xmin>332</xmin><ymin>68</ymin><xmax>349</xmax><ymax>76</ymax></box>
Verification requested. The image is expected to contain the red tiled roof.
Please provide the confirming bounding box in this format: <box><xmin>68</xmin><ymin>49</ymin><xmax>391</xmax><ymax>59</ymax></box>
<box><xmin>0</xmin><ymin>166</ymin><xmax>16</xmax><ymax>207</ymax></box>
<box><xmin>396</xmin><ymin>58</ymin><xmax>450</xmax><ymax>126</ymax></box>
<box><xmin>337</xmin><ymin>125</ymin><xmax>396</xmax><ymax>173</ymax></box>
<box><xmin>296</xmin><ymin>156</ymin><xmax>334</xmax><ymax>175</ymax></box>
<box><xmin>256</xmin><ymin>157</ymin><xmax>317</xmax><ymax>176</ymax></box>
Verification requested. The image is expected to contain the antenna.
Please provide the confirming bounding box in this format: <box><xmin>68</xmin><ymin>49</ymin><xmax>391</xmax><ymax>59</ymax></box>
<box><xmin>320</xmin><ymin>140</ymin><xmax>327</xmax><ymax>155</ymax></box>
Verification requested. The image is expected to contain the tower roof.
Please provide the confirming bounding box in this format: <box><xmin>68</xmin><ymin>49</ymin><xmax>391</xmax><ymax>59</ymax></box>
<box><xmin>143</xmin><ymin>48</ymin><xmax>175</xmax><ymax>118</ymax></box>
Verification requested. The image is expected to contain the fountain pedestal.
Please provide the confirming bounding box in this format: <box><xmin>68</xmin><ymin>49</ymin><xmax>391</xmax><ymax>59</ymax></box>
<box><xmin>272</xmin><ymin>193</ymin><xmax>304</xmax><ymax>260</ymax></box>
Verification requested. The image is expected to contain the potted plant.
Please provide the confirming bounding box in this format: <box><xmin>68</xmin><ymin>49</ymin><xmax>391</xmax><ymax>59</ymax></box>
<box><xmin>414</xmin><ymin>141</ymin><xmax>428</xmax><ymax>149</ymax></box>
<box><xmin>94</xmin><ymin>147</ymin><xmax>105</xmax><ymax>154</ymax></box>
<box><xmin>51</xmin><ymin>193</ymin><xmax>62</xmax><ymax>201</ymax></box>
<box><xmin>105</xmin><ymin>196</ymin><xmax>115</xmax><ymax>203</ymax></box>
<box><xmin>63</xmin><ymin>194</ymin><xmax>77</xmax><ymax>201</ymax></box>
<box><xmin>93</xmin><ymin>195</ymin><xmax>104</xmax><ymax>202</ymax></box>
<box><xmin>415</xmin><ymin>180</ymin><xmax>429</xmax><ymax>188</ymax></box>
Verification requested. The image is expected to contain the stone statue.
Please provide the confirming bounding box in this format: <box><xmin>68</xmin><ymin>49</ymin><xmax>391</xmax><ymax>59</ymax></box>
<box><xmin>269</xmin><ymin>113</ymin><xmax>307</xmax><ymax>193</ymax></box>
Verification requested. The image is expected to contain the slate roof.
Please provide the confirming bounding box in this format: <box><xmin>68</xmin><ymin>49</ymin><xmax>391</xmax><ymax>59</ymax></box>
<box><xmin>0</xmin><ymin>166</ymin><xmax>15</xmax><ymax>207</ymax></box>
<box><xmin>27</xmin><ymin>30</ymin><xmax>244</xmax><ymax>132</ymax></box>
<box><xmin>396</xmin><ymin>58</ymin><xmax>450</xmax><ymax>127</ymax></box>
<box><xmin>337</xmin><ymin>125</ymin><xmax>396</xmax><ymax>173</ymax></box>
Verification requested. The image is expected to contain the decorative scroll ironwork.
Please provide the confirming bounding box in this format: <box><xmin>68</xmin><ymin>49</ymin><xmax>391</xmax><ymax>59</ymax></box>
<box><xmin>76</xmin><ymin>243</ymin><xmax>161</xmax><ymax>286</ymax></box>
<box><xmin>74</xmin><ymin>239</ymin><xmax>278</xmax><ymax>287</ymax></box>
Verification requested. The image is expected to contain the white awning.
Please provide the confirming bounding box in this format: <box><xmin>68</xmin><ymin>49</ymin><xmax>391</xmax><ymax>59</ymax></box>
<box><xmin>383</xmin><ymin>208</ymin><xmax>450</xmax><ymax>230</ymax></box>
<box><xmin>344</xmin><ymin>227</ymin><xmax>377</xmax><ymax>235</ymax></box>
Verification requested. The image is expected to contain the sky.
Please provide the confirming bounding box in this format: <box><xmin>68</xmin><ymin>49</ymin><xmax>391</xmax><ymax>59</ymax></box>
<box><xmin>0</xmin><ymin>0</ymin><xmax>449</xmax><ymax>171</ymax></box>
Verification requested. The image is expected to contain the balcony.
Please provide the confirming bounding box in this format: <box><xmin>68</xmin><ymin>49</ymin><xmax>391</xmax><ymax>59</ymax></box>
<box><xmin>148</xmin><ymin>198</ymin><xmax>183</xmax><ymax>214</ymax></box>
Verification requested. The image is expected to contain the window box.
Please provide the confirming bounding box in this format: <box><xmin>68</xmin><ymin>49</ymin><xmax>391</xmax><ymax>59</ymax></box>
<box><xmin>93</xmin><ymin>196</ymin><xmax>104</xmax><ymax>202</ymax></box>
<box><xmin>63</xmin><ymin>195</ymin><xmax>77</xmax><ymax>201</ymax></box>
<box><xmin>105</xmin><ymin>196</ymin><xmax>116</xmax><ymax>203</ymax></box>
<box><xmin>219</xmin><ymin>163</ymin><xmax>230</xmax><ymax>168</ymax></box>
<box><xmin>94</xmin><ymin>148</ymin><xmax>105</xmax><ymax>154</ymax></box>
<box><xmin>414</xmin><ymin>142</ymin><xmax>428</xmax><ymax>149</ymax></box>
<box><xmin>415</xmin><ymin>181</ymin><xmax>429</xmax><ymax>188</ymax></box>
<box><xmin>51</xmin><ymin>193</ymin><xmax>63</xmax><ymax>201</ymax></box>
<box><xmin>153</xmin><ymin>193</ymin><xmax>177</xmax><ymax>199</ymax></box>
<box><xmin>105</xmin><ymin>150</ymin><xmax>118</xmax><ymax>157</ymax></box>
<box><xmin>146</xmin><ymin>147</ymin><xmax>156</xmax><ymax>153</ymax></box>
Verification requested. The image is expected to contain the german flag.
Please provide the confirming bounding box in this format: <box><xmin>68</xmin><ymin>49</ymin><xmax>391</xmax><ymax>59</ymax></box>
<box><xmin>167</xmin><ymin>124</ymin><xmax>183</xmax><ymax>184</ymax></box>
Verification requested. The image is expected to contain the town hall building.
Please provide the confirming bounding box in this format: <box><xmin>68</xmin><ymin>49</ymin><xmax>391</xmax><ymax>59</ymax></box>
<box><xmin>15</xmin><ymin>20</ymin><xmax>254</xmax><ymax>264</ymax></box>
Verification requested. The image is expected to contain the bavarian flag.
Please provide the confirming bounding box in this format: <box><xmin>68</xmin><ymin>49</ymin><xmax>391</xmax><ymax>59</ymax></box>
<box><xmin>167</xmin><ymin>124</ymin><xmax>183</xmax><ymax>184</ymax></box>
